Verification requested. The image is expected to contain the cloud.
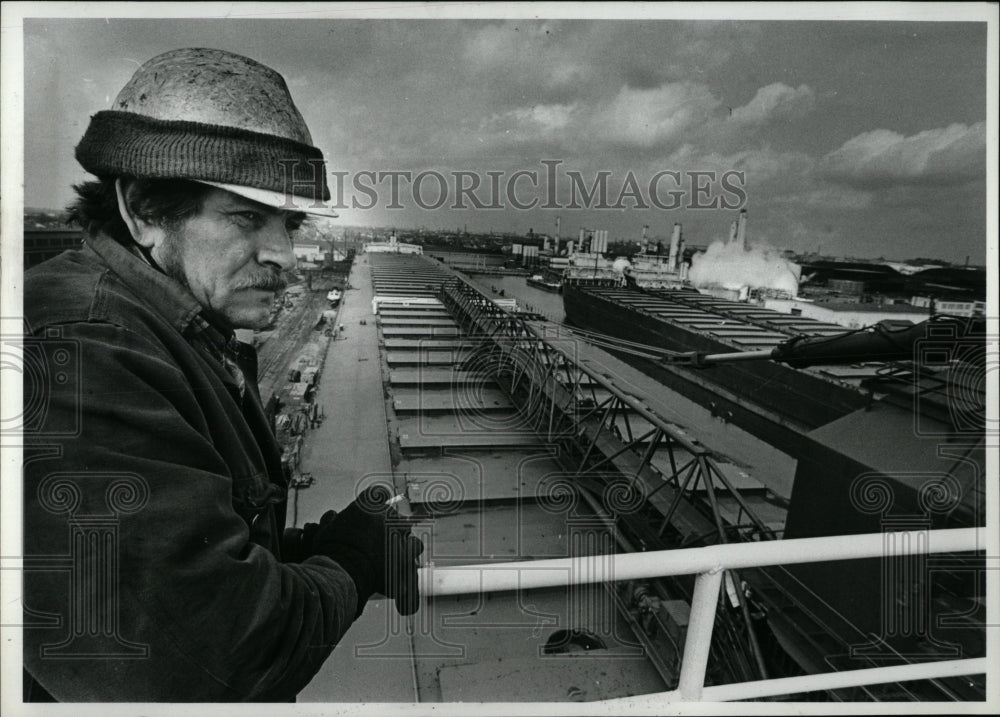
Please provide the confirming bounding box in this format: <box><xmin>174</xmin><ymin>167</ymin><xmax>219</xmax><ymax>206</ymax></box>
<box><xmin>443</xmin><ymin>80</ymin><xmax>726</xmax><ymax>158</ymax></box>
<box><xmin>819</xmin><ymin>122</ymin><xmax>986</xmax><ymax>188</ymax></box>
<box><xmin>772</xmin><ymin>185</ymin><xmax>874</xmax><ymax>210</ymax></box>
<box><xmin>731</xmin><ymin>83</ymin><xmax>815</xmax><ymax>126</ymax></box>
<box><xmin>654</xmin><ymin>144</ymin><xmax>815</xmax><ymax>206</ymax></box>
<box><xmin>462</xmin><ymin>79</ymin><xmax>814</xmax><ymax>159</ymax></box>
<box><xmin>460</xmin><ymin>21</ymin><xmax>596</xmax><ymax>96</ymax></box>
<box><xmin>480</xmin><ymin>102</ymin><xmax>577</xmax><ymax>140</ymax></box>
<box><xmin>20</xmin><ymin>19</ymin><xmax>988</xmax><ymax>264</ymax></box>
<box><xmin>596</xmin><ymin>83</ymin><xmax>722</xmax><ymax>147</ymax></box>
<box><xmin>578</xmin><ymin>81</ymin><xmax>816</xmax><ymax>153</ymax></box>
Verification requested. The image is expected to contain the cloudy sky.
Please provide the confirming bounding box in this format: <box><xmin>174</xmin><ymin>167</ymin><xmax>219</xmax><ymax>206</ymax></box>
<box><xmin>22</xmin><ymin>14</ymin><xmax>990</xmax><ymax>262</ymax></box>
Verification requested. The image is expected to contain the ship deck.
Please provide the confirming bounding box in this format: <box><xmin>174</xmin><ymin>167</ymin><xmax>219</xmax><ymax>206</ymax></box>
<box><xmin>278</xmin><ymin>255</ymin><xmax>982</xmax><ymax>703</ymax></box>
<box><xmin>581</xmin><ymin>286</ymin><xmax>886</xmax><ymax>386</ymax></box>
<box><xmin>289</xmin><ymin>255</ymin><xmax>794</xmax><ymax>702</ymax></box>
<box><xmin>293</xmin><ymin>253</ymin><xmax>676</xmax><ymax>701</ymax></box>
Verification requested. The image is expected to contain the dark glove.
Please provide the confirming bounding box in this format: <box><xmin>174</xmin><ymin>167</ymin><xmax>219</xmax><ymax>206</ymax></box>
<box><xmin>311</xmin><ymin>485</ymin><xmax>424</xmax><ymax>617</ymax></box>
<box><xmin>282</xmin><ymin>510</ymin><xmax>337</xmax><ymax>563</ymax></box>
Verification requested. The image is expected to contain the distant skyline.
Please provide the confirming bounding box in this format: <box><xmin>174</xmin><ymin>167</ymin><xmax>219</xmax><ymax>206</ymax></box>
<box><xmin>22</xmin><ymin>14</ymin><xmax>991</xmax><ymax>262</ymax></box>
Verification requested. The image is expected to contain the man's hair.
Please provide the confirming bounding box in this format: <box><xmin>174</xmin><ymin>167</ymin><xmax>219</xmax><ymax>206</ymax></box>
<box><xmin>66</xmin><ymin>177</ymin><xmax>211</xmax><ymax>245</ymax></box>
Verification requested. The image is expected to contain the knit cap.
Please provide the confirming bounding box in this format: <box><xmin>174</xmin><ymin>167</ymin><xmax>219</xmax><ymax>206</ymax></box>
<box><xmin>75</xmin><ymin>48</ymin><xmax>337</xmax><ymax>217</ymax></box>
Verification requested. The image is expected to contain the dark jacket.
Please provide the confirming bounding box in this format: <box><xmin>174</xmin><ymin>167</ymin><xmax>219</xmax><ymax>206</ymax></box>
<box><xmin>22</xmin><ymin>233</ymin><xmax>357</xmax><ymax>701</ymax></box>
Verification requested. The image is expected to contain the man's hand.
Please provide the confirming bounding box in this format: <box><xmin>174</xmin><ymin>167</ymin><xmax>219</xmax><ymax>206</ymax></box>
<box><xmin>310</xmin><ymin>485</ymin><xmax>424</xmax><ymax>616</ymax></box>
<box><xmin>282</xmin><ymin>511</ymin><xmax>336</xmax><ymax>563</ymax></box>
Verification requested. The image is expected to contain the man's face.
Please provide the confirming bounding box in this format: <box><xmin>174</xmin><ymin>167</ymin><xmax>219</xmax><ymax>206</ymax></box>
<box><xmin>154</xmin><ymin>189</ymin><xmax>304</xmax><ymax>330</ymax></box>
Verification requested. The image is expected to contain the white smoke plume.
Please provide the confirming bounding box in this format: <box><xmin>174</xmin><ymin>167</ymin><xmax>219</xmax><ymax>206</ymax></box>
<box><xmin>688</xmin><ymin>240</ymin><xmax>800</xmax><ymax>295</ymax></box>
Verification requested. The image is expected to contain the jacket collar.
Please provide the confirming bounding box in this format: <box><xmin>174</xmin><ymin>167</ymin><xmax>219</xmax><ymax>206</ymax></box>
<box><xmin>85</xmin><ymin>232</ymin><xmax>231</xmax><ymax>347</ymax></box>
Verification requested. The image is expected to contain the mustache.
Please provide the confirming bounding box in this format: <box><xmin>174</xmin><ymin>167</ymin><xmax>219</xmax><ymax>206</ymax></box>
<box><xmin>234</xmin><ymin>271</ymin><xmax>287</xmax><ymax>292</ymax></box>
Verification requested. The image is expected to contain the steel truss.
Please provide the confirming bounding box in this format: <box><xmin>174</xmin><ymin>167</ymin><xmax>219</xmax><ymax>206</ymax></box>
<box><xmin>437</xmin><ymin>277</ymin><xmax>980</xmax><ymax>701</ymax></box>
<box><xmin>440</xmin><ymin>278</ymin><xmax>775</xmax><ymax>685</ymax></box>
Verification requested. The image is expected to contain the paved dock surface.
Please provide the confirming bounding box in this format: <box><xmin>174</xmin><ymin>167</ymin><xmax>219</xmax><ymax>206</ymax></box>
<box><xmin>294</xmin><ymin>254</ymin><xmax>417</xmax><ymax>703</ymax></box>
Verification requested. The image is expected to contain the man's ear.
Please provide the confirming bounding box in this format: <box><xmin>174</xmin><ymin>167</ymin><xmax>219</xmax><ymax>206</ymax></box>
<box><xmin>115</xmin><ymin>178</ymin><xmax>162</xmax><ymax>250</ymax></box>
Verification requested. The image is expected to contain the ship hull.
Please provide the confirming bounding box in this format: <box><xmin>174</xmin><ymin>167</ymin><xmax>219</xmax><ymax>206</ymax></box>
<box><xmin>526</xmin><ymin>277</ymin><xmax>562</xmax><ymax>293</ymax></box>
<box><xmin>562</xmin><ymin>284</ymin><xmax>870</xmax><ymax>456</ymax></box>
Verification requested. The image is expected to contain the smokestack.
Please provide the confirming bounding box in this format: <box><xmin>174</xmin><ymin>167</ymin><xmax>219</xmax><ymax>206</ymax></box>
<box><xmin>668</xmin><ymin>223</ymin><xmax>681</xmax><ymax>271</ymax></box>
<box><xmin>641</xmin><ymin>225</ymin><xmax>650</xmax><ymax>255</ymax></box>
<box><xmin>736</xmin><ymin>209</ymin><xmax>747</xmax><ymax>250</ymax></box>
<box><xmin>592</xmin><ymin>230</ymin><xmax>607</xmax><ymax>254</ymax></box>
<box><xmin>729</xmin><ymin>220</ymin><xmax>738</xmax><ymax>244</ymax></box>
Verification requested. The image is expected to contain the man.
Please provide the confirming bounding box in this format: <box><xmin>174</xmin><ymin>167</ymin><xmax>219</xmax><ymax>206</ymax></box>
<box><xmin>22</xmin><ymin>48</ymin><xmax>422</xmax><ymax>701</ymax></box>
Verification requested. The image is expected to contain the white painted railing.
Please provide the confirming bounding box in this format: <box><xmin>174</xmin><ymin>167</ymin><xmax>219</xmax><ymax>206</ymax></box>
<box><xmin>417</xmin><ymin>527</ymin><xmax>987</xmax><ymax>703</ymax></box>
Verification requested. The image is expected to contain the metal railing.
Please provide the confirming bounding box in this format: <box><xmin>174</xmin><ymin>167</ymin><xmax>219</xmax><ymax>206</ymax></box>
<box><xmin>416</xmin><ymin>527</ymin><xmax>987</xmax><ymax>703</ymax></box>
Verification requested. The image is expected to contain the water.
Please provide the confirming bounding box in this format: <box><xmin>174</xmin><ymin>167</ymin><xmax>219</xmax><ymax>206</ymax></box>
<box><xmin>467</xmin><ymin>274</ymin><xmax>566</xmax><ymax>323</ymax></box>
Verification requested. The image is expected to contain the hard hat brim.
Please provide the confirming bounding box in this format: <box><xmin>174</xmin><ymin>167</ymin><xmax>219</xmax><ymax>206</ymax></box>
<box><xmin>194</xmin><ymin>180</ymin><xmax>340</xmax><ymax>218</ymax></box>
